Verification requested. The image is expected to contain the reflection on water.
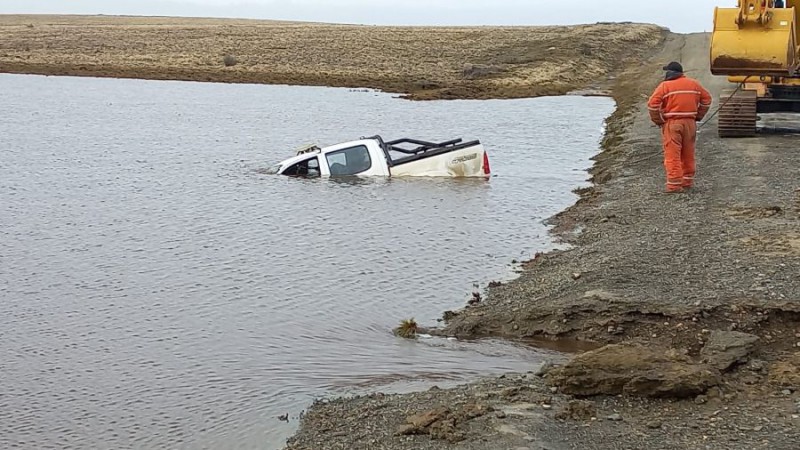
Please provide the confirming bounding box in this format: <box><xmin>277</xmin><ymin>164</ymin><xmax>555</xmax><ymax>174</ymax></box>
<box><xmin>0</xmin><ymin>74</ymin><xmax>615</xmax><ymax>449</ymax></box>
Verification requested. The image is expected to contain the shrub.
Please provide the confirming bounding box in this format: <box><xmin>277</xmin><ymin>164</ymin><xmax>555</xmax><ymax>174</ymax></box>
<box><xmin>393</xmin><ymin>318</ymin><xmax>418</xmax><ymax>339</ymax></box>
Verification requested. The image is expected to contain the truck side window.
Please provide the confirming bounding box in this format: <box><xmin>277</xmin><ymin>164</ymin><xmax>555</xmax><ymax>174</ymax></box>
<box><xmin>326</xmin><ymin>145</ymin><xmax>372</xmax><ymax>176</ymax></box>
<box><xmin>283</xmin><ymin>157</ymin><xmax>320</xmax><ymax>177</ymax></box>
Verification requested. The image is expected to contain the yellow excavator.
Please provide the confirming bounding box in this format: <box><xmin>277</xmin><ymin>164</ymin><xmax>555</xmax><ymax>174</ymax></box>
<box><xmin>710</xmin><ymin>0</ymin><xmax>800</xmax><ymax>137</ymax></box>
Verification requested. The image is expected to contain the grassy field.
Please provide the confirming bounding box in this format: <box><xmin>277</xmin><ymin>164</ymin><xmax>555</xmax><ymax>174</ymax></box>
<box><xmin>0</xmin><ymin>15</ymin><xmax>666</xmax><ymax>99</ymax></box>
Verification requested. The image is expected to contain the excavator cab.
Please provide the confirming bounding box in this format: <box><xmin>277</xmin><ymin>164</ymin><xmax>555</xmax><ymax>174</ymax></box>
<box><xmin>709</xmin><ymin>1</ymin><xmax>800</xmax><ymax>136</ymax></box>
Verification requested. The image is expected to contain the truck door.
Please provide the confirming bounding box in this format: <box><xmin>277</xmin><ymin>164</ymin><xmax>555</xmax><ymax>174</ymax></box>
<box><xmin>322</xmin><ymin>144</ymin><xmax>389</xmax><ymax>176</ymax></box>
<box><xmin>281</xmin><ymin>156</ymin><xmax>323</xmax><ymax>177</ymax></box>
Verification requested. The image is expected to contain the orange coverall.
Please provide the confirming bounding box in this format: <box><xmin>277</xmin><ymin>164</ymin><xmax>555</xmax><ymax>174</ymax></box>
<box><xmin>647</xmin><ymin>74</ymin><xmax>713</xmax><ymax>192</ymax></box>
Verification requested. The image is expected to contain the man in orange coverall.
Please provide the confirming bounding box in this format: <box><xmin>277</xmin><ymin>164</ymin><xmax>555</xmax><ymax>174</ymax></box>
<box><xmin>647</xmin><ymin>61</ymin><xmax>713</xmax><ymax>193</ymax></box>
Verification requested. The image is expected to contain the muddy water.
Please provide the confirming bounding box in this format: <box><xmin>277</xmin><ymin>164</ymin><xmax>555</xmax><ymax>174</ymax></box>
<box><xmin>0</xmin><ymin>74</ymin><xmax>614</xmax><ymax>449</ymax></box>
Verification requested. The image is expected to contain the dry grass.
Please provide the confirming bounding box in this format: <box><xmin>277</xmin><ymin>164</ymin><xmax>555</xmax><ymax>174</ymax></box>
<box><xmin>0</xmin><ymin>15</ymin><xmax>667</xmax><ymax>99</ymax></box>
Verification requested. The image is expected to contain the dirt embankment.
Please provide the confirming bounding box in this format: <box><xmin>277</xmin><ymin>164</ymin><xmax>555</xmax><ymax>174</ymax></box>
<box><xmin>0</xmin><ymin>15</ymin><xmax>665</xmax><ymax>99</ymax></box>
<box><xmin>285</xmin><ymin>32</ymin><xmax>800</xmax><ymax>450</ymax></box>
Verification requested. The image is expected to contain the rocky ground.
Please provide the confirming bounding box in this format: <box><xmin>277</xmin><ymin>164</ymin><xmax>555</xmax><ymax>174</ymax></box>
<box><xmin>0</xmin><ymin>15</ymin><xmax>663</xmax><ymax>100</ymax></box>
<box><xmin>284</xmin><ymin>32</ymin><xmax>800</xmax><ymax>450</ymax></box>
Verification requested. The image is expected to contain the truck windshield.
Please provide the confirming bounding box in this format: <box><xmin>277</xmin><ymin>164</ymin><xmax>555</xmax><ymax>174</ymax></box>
<box><xmin>264</xmin><ymin>163</ymin><xmax>282</xmax><ymax>174</ymax></box>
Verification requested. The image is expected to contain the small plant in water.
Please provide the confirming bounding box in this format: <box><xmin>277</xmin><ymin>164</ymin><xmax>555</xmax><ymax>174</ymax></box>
<box><xmin>393</xmin><ymin>318</ymin><xmax>418</xmax><ymax>339</ymax></box>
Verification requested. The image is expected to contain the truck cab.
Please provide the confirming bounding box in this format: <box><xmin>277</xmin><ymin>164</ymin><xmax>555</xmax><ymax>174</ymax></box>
<box><xmin>274</xmin><ymin>139</ymin><xmax>391</xmax><ymax>178</ymax></box>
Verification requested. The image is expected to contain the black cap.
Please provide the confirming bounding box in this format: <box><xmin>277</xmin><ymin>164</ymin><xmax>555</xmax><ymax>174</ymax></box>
<box><xmin>662</xmin><ymin>61</ymin><xmax>683</xmax><ymax>72</ymax></box>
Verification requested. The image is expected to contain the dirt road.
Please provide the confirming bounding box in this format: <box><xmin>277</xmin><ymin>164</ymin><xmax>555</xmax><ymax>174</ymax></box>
<box><xmin>285</xmin><ymin>32</ymin><xmax>800</xmax><ymax>450</ymax></box>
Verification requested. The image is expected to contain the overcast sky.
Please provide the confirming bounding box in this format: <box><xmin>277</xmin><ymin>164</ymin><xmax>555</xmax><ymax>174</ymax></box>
<box><xmin>0</xmin><ymin>1</ymin><xmax>730</xmax><ymax>33</ymax></box>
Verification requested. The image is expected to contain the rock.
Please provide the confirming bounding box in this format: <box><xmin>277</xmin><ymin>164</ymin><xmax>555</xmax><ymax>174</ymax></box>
<box><xmin>462</xmin><ymin>63</ymin><xmax>504</xmax><ymax>80</ymax></box>
<box><xmin>571</xmin><ymin>272</ymin><xmax>582</xmax><ymax>280</ymax></box>
<box><xmin>768</xmin><ymin>354</ymin><xmax>800</xmax><ymax>386</ymax></box>
<box><xmin>646</xmin><ymin>420</ymin><xmax>663</xmax><ymax>429</ymax></box>
<box><xmin>583</xmin><ymin>289</ymin><xmax>617</xmax><ymax>301</ymax></box>
<box><xmin>429</xmin><ymin>418</ymin><xmax>464</xmax><ymax>443</ymax></box>
<box><xmin>406</xmin><ymin>407</ymin><xmax>449</xmax><ymax>431</ymax></box>
<box><xmin>542</xmin><ymin>404</ymin><xmax>552</xmax><ymax>410</ymax></box>
<box><xmin>695</xmin><ymin>395</ymin><xmax>708</xmax><ymax>405</ymax></box>
<box><xmin>442</xmin><ymin>310</ymin><xmax>459</xmax><ymax>321</ymax></box>
<box><xmin>754</xmin><ymin>425</ymin><xmax>764</xmax><ymax>432</ymax></box>
<box><xmin>395</xmin><ymin>408</ymin><xmax>446</xmax><ymax>435</ymax></box>
<box><xmin>395</xmin><ymin>423</ymin><xmax>420</xmax><ymax>436</ymax></box>
<box><xmin>500</xmin><ymin>387</ymin><xmax>520</xmax><ymax>398</ymax></box>
<box><xmin>555</xmin><ymin>400</ymin><xmax>596</xmax><ymax>421</ymax></box>
<box><xmin>607</xmin><ymin>413</ymin><xmax>623</xmax><ymax>421</ymax></box>
<box><xmin>608</xmin><ymin>325</ymin><xmax>624</xmax><ymax>335</ymax></box>
<box><xmin>462</xmin><ymin>403</ymin><xmax>491</xmax><ymax>419</ymax></box>
<box><xmin>748</xmin><ymin>359</ymin><xmax>766</xmax><ymax>372</ymax></box>
<box><xmin>495</xmin><ymin>411</ymin><xmax>507</xmax><ymax>419</ymax></box>
<box><xmin>412</xmin><ymin>79</ymin><xmax>440</xmax><ymax>90</ymax></box>
<box><xmin>547</xmin><ymin>344</ymin><xmax>721</xmax><ymax>398</ymax></box>
<box><xmin>535</xmin><ymin>360</ymin><xmax>555</xmax><ymax>377</ymax></box>
<box><xmin>707</xmin><ymin>386</ymin><xmax>722</xmax><ymax>399</ymax></box>
<box><xmin>395</xmin><ymin>404</ymin><xmax>487</xmax><ymax>441</ymax></box>
<box><xmin>782</xmin><ymin>389</ymin><xmax>793</xmax><ymax>395</ymax></box>
<box><xmin>700</xmin><ymin>330</ymin><xmax>760</xmax><ymax>371</ymax></box>
<box><xmin>742</xmin><ymin>374</ymin><xmax>761</xmax><ymax>385</ymax></box>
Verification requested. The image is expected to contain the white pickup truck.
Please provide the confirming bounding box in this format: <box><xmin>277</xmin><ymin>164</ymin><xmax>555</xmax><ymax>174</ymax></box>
<box><xmin>267</xmin><ymin>135</ymin><xmax>490</xmax><ymax>178</ymax></box>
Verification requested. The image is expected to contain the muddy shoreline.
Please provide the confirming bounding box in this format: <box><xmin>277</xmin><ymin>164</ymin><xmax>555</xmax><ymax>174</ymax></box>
<box><xmin>285</xmin><ymin>31</ymin><xmax>800</xmax><ymax>450</ymax></box>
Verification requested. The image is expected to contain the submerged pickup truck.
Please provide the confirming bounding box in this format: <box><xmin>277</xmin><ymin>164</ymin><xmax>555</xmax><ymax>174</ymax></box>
<box><xmin>267</xmin><ymin>135</ymin><xmax>490</xmax><ymax>178</ymax></box>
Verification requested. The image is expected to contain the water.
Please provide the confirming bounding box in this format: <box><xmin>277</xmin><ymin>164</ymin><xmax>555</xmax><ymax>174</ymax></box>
<box><xmin>0</xmin><ymin>74</ymin><xmax>615</xmax><ymax>449</ymax></box>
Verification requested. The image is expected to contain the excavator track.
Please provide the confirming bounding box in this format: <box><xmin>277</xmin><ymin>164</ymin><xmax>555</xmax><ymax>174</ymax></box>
<box><xmin>717</xmin><ymin>89</ymin><xmax>757</xmax><ymax>138</ymax></box>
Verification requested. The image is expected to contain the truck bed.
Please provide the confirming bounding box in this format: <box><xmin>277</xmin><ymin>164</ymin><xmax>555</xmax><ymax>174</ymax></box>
<box><xmin>364</xmin><ymin>136</ymin><xmax>487</xmax><ymax>178</ymax></box>
<box><xmin>365</xmin><ymin>136</ymin><xmax>482</xmax><ymax>166</ymax></box>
